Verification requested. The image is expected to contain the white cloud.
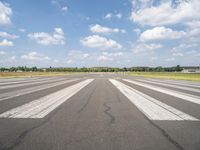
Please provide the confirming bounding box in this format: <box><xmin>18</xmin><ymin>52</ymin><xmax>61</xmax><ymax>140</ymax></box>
<box><xmin>10</xmin><ymin>56</ymin><xmax>16</xmax><ymax>60</ymax></box>
<box><xmin>0</xmin><ymin>39</ymin><xmax>13</xmax><ymax>46</ymax></box>
<box><xmin>186</xmin><ymin>50</ymin><xmax>197</xmax><ymax>55</ymax></box>
<box><xmin>19</xmin><ymin>28</ymin><xmax>26</xmax><ymax>32</ymax></box>
<box><xmin>104</xmin><ymin>12</ymin><xmax>123</xmax><ymax>19</ymax></box>
<box><xmin>61</xmin><ymin>6</ymin><xmax>68</xmax><ymax>12</ymax></box>
<box><xmin>52</xmin><ymin>0</ymin><xmax>68</xmax><ymax>13</ymax></box>
<box><xmin>133</xmin><ymin>28</ymin><xmax>141</xmax><ymax>35</ymax></box>
<box><xmin>67</xmin><ymin>59</ymin><xmax>72</xmax><ymax>64</ymax></box>
<box><xmin>172</xmin><ymin>52</ymin><xmax>184</xmax><ymax>57</ymax></box>
<box><xmin>66</xmin><ymin>50</ymin><xmax>90</xmax><ymax>64</ymax></box>
<box><xmin>0</xmin><ymin>32</ymin><xmax>19</xmax><ymax>39</ymax></box>
<box><xmin>90</xmin><ymin>24</ymin><xmax>125</xmax><ymax>35</ymax></box>
<box><xmin>140</xmin><ymin>26</ymin><xmax>186</xmax><ymax>41</ymax></box>
<box><xmin>53</xmin><ymin>59</ymin><xmax>59</xmax><ymax>63</ymax></box>
<box><xmin>104</xmin><ymin>13</ymin><xmax>112</xmax><ymax>19</ymax></box>
<box><xmin>28</xmin><ymin>28</ymin><xmax>65</xmax><ymax>45</ymax></box>
<box><xmin>80</xmin><ymin>35</ymin><xmax>122</xmax><ymax>50</ymax></box>
<box><xmin>67</xmin><ymin>50</ymin><xmax>90</xmax><ymax>60</ymax></box>
<box><xmin>130</xmin><ymin>0</ymin><xmax>200</xmax><ymax>26</ymax></box>
<box><xmin>133</xmin><ymin>43</ymin><xmax>162</xmax><ymax>53</ymax></box>
<box><xmin>165</xmin><ymin>58</ymin><xmax>175</xmax><ymax>61</ymax></box>
<box><xmin>21</xmin><ymin>52</ymin><xmax>51</xmax><ymax>61</ymax></box>
<box><xmin>102</xmin><ymin>52</ymin><xmax>123</xmax><ymax>57</ymax></box>
<box><xmin>97</xmin><ymin>55</ymin><xmax>113</xmax><ymax>61</ymax></box>
<box><xmin>185</xmin><ymin>20</ymin><xmax>200</xmax><ymax>42</ymax></box>
<box><xmin>116</xmin><ymin>13</ymin><xmax>122</xmax><ymax>19</ymax></box>
<box><xmin>0</xmin><ymin>51</ymin><xmax>5</xmax><ymax>55</ymax></box>
<box><xmin>151</xmin><ymin>57</ymin><xmax>157</xmax><ymax>61</ymax></box>
<box><xmin>0</xmin><ymin>2</ymin><xmax>12</xmax><ymax>25</ymax></box>
<box><xmin>83</xmin><ymin>53</ymin><xmax>89</xmax><ymax>58</ymax></box>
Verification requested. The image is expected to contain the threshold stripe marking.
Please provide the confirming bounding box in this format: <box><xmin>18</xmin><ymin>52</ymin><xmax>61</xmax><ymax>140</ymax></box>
<box><xmin>0</xmin><ymin>78</ymin><xmax>70</xmax><ymax>90</ymax></box>
<box><xmin>146</xmin><ymin>79</ymin><xmax>200</xmax><ymax>88</ymax></box>
<box><xmin>110</xmin><ymin>79</ymin><xmax>198</xmax><ymax>121</ymax></box>
<box><xmin>0</xmin><ymin>79</ymin><xmax>94</xmax><ymax>118</ymax></box>
<box><xmin>136</xmin><ymin>79</ymin><xmax>200</xmax><ymax>93</ymax></box>
<box><xmin>0</xmin><ymin>79</ymin><xmax>79</xmax><ymax>101</ymax></box>
<box><xmin>123</xmin><ymin>79</ymin><xmax>200</xmax><ymax>105</ymax></box>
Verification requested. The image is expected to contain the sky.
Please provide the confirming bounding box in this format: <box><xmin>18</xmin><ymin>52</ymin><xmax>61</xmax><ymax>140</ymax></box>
<box><xmin>0</xmin><ymin>0</ymin><xmax>200</xmax><ymax>68</ymax></box>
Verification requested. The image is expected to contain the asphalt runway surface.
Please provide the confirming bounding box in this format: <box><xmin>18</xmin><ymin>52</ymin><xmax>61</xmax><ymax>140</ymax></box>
<box><xmin>0</xmin><ymin>73</ymin><xmax>199</xmax><ymax>150</ymax></box>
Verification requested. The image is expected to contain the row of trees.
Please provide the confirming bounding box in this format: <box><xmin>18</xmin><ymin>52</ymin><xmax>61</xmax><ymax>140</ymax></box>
<box><xmin>0</xmin><ymin>65</ymin><xmax>183</xmax><ymax>72</ymax></box>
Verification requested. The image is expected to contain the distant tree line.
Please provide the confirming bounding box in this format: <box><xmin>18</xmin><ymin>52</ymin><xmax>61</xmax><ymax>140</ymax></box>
<box><xmin>0</xmin><ymin>65</ymin><xmax>184</xmax><ymax>72</ymax></box>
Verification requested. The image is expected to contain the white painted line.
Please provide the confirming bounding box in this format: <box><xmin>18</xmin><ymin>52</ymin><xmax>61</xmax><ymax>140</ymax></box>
<box><xmin>123</xmin><ymin>79</ymin><xmax>200</xmax><ymax>105</ymax></box>
<box><xmin>0</xmin><ymin>78</ymin><xmax>70</xmax><ymax>90</ymax></box>
<box><xmin>146</xmin><ymin>78</ymin><xmax>200</xmax><ymax>88</ymax></box>
<box><xmin>0</xmin><ymin>79</ymin><xmax>94</xmax><ymax>118</ymax></box>
<box><xmin>0</xmin><ymin>79</ymin><xmax>79</xmax><ymax>101</ymax></box>
<box><xmin>0</xmin><ymin>77</ymin><xmax>58</xmax><ymax>86</ymax></box>
<box><xmin>110</xmin><ymin>79</ymin><xmax>198</xmax><ymax>121</ymax></box>
<box><xmin>136</xmin><ymin>79</ymin><xmax>200</xmax><ymax>93</ymax></box>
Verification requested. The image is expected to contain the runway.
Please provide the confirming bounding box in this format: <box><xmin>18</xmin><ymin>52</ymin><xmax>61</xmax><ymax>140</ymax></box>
<box><xmin>0</xmin><ymin>73</ymin><xmax>199</xmax><ymax>150</ymax></box>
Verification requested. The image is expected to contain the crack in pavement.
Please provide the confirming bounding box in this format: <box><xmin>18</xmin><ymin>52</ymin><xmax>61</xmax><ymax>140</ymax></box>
<box><xmin>103</xmin><ymin>81</ymin><xmax>122</xmax><ymax>124</ymax></box>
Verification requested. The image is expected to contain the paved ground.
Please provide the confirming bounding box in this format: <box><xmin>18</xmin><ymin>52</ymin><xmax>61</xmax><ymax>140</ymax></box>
<box><xmin>0</xmin><ymin>73</ymin><xmax>199</xmax><ymax>150</ymax></box>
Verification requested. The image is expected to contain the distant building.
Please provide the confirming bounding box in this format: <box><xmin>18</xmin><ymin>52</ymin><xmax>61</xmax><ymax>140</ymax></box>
<box><xmin>181</xmin><ymin>66</ymin><xmax>200</xmax><ymax>73</ymax></box>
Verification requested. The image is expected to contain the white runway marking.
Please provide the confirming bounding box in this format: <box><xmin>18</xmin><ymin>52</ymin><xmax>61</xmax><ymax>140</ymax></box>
<box><xmin>136</xmin><ymin>79</ymin><xmax>200</xmax><ymax>93</ymax></box>
<box><xmin>123</xmin><ymin>79</ymin><xmax>200</xmax><ymax>105</ymax></box>
<box><xmin>0</xmin><ymin>78</ymin><xmax>69</xmax><ymax>90</ymax></box>
<box><xmin>0</xmin><ymin>77</ymin><xmax>58</xmax><ymax>86</ymax></box>
<box><xmin>0</xmin><ymin>79</ymin><xmax>79</xmax><ymax>101</ymax></box>
<box><xmin>110</xmin><ymin>79</ymin><xmax>198</xmax><ymax>121</ymax></box>
<box><xmin>0</xmin><ymin>79</ymin><xmax>94</xmax><ymax>118</ymax></box>
<box><xmin>146</xmin><ymin>78</ymin><xmax>200</xmax><ymax>88</ymax></box>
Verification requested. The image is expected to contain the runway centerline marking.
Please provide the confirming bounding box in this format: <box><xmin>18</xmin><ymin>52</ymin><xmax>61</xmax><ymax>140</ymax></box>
<box><xmin>110</xmin><ymin>79</ymin><xmax>198</xmax><ymax>121</ymax></box>
<box><xmin>123</xmin><ymin>79</ymin><xmax>200</xmax><ymax>105</ymax></box>
<box><xmin>0</xmin><ymin>79</ymin><xmax>94</xmax><ymax>118</ymax></box>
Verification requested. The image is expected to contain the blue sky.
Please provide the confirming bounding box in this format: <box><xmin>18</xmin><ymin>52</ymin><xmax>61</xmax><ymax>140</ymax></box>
<box><xmin>0</xmin><ymin>0</ymin><xmax>199</xmax><ymax>67</ymax></box>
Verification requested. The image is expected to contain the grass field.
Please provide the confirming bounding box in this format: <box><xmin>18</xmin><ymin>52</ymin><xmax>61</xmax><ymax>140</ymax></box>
<box><xmin>0</xmin><ymin>72</ymin><xmax>82</xmax><ymax>78</ymax></box>
<box><xmin>126</xmin><ymin>72</ymin><xmax>200</xmax><ymax>82</ymax></box>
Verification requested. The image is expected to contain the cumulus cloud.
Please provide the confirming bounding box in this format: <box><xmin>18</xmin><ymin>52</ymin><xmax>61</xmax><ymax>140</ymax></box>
<box><xmin>116</xmin><ymin>13</ymin><xmax>122</xmax><ymax>19</ymax></box>
<box><xmin>133</xmin><ymin>28</ymin><xmax>141</xmax><ymax>35</ymax></box>
<box><xmin>104</xmin><ymin>12</ymin><xmax>122</xmax><ymax>19</ymax></box>
<box><xmin>0</xmin><ymin>32</ymin><xmax>19</xmax><ymax>39</ymax></box>
<box><xmin>97</xmin><ymin>55</ymin><xmax>113</xmax><ymax>61</ymax></box>
<box><xmin>0</xmin><ymin>51</ymin><xmax>5</xmax><ymax>55</ymax></box>
<box><xmin>61</xmin><ymin>6</ymin><xmax>68</xmax><ymax>12</ymax></box>
<box><xmin>102</xmin><ymin>52</ymin><xmax>124</xmax><ymax>57</ymax></box>
<box><xmin>0</xmin><ymin>2</ymin><xmax>12</xmax><ymax>25</ymax></box>
<box><xmin>80</xmin><ymin>35</ymin><xmax>122</xmax><ymax>50</ymax></box>
<box><xmin>140</xmin><ymin>26</ymin><xmax>186</xmax><ymax>41</ymax></box>
<box><xmin>151</xmin><ymin>57</ymin><xmax>157</xmax><ymax>61</ymax></box>
<box><xmin>10</xmin><ymin>56</ymin><xmax>16</xmax><ymax>60</ymax></box>
<box><xmin>97</xmin><ymin>52</ymin><xmax>124</xmax><ymax>62</ymax></box>
<box><xmin>172</xmin><ymin>52</ymin><xmax>184</xmax><ymax>57</ymax></box>
<box><xmin>165</xmin><ymin>58</ymin><xmax>175</xmax><ymax>61</ymax></box>
<box><xmin>19</xmin><ymin>28</ymin><xmax>26</xmax><ymax>32</ymax></box>
<box><xmin>21</xmin><ymin>52</ymin><xmax>51</xmax><ymax>61</ymax></box>
<box><xmin>133</xmin><ymin>43</ymin><xmax>162</xmax><ymax>53</ymax></box>
<box><xmin>130</xmin><ymin>0</ymin><xmax>200</xmax><ymax>26</ymax></box>
<box><xmin>28</xmin><ymin>28</ymin><xmax>65</xmax><ymax>45</ymax></box>
<box><xmin>90</xmin><ymin>24</ymin><xmax>125</xmax><ymax>35</ymax></box>
<box><xmin>184</xmin><ymin>20</ymin><xmax>200</xmax><ymax>42</ymax></box>
<box><xmin>65</xmin><ymin>50</ymin><xmax>90</xmax><ymax>65</ymax></box>
<box><xmin>0</xmin><ymin>39</ymin><xmax>13</xmax><ymax>46</ymax></box>
<box><xmin>104</xmin><ymin>13</ymin><xmax>112</xmax><ymax>19</ymax></box>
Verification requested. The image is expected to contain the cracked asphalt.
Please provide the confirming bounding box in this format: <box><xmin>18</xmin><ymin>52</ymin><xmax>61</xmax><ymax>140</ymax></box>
<box><xmin>0</xmin><ymin>73</ymin><xmax>199</xmax><ymax>150</ymax></box>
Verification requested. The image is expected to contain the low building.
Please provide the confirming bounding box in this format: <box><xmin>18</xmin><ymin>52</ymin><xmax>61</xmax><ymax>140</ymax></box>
<box><xmin>181</xmin><ymin>67</ymin><xmax>200</xmax><ymax>73</ymax></box>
